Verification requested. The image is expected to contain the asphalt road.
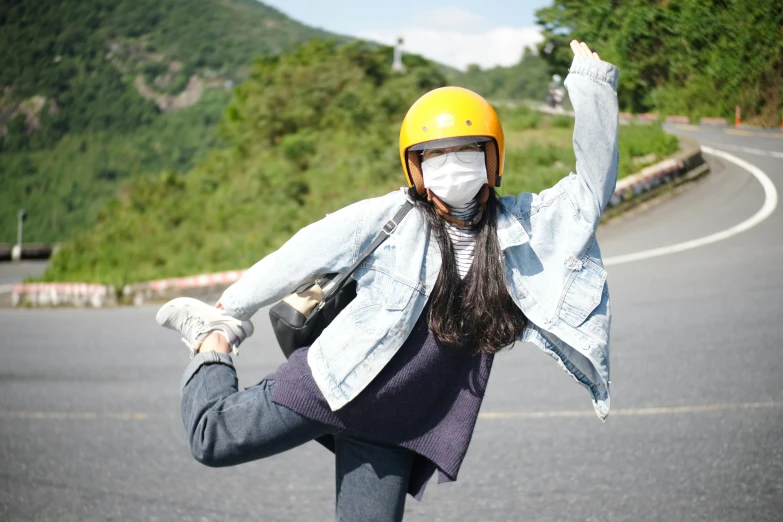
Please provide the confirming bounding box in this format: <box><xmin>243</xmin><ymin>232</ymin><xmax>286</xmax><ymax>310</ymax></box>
<box><xmin>0</xmin><ymin>261</ymin><xmax>48</xmax><ymax>287</ymax></box>
<box><xmin>0</xmin><ymin>262</ymin><xmax>48</xmax><ymax>307</ymax></box>
<box><xmin>1</xmin><ymin>125</ymin><xmax>781</xmax><ymax>521</ymax></box>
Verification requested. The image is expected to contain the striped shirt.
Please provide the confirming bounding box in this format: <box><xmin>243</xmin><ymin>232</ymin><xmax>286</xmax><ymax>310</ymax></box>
<box><xmin>444</xmin><ymin>200</ymin><xmax>478</xmax><ymax>279</ymax></box>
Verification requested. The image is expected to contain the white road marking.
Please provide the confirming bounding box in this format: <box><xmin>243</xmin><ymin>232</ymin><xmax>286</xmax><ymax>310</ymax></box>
<box><xmin>604</xmin><ymin>146</ymin><xmax>778</xmax><ymax>266</ymax></box>
<box><xmin>479</xmin><ymin>401</ymin><xmax>781</xmax><ymax>420</ymax></box>
<box><xmin>703</xmin><ymin>143</ymin><xmax>783</xmax><ymax>159</ymax></box>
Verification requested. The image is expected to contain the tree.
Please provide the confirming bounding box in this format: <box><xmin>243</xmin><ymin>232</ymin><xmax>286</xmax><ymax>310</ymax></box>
<box><xmin>535</xmin><ymin>0</ymin><xmax>783</xmax><ymax>125</ymax></box>
<box><xmin>452</xmin><ymin>47</ymin><xmax>552</xmax><ymax>102</ymax></box>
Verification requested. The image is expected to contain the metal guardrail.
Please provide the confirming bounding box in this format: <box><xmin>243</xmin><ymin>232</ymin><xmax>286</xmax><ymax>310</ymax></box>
<box><xmin>0</xmin><ymin>243</ymin><xmax>54</xmax><ymax>261</ymax></box>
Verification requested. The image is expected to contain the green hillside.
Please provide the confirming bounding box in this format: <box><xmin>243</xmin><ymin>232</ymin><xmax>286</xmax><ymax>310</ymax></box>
<box><xmin>0</xmin><ymin>0</ymin><xmax>340</xmax><ymax>243</ymax></box>
<box><xmin>41</xmin><ymin>40</ymin><xmax>677</xmax><ymax>287</ymax></box>
<box><xmin>42</xmin><ymin>42</ymin><xmax>449</xmax><ymax>285</ymax></box>
<box><xmin>5</xmin><ymin>0</ymin><xmax>684</xmax><ymax>287</ymax></box>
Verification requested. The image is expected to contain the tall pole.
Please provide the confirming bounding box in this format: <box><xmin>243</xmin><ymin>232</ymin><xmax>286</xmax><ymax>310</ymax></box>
<box><xmin>16</xmin><ymin>208</ymin><xmax>25</xmax><ymax>248</ymax></box>
<box><xmin>12</xmin><ymin>209</ymin><xmax>25</xmax><ymax>262</ymax></box>
<box><xmin>17</xmin><ymin>209</ymin><xmax>24</xmax><ymax>247</ymax></box>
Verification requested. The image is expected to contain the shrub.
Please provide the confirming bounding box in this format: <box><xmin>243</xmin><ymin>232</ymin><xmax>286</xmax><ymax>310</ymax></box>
<box><xmin>495</xmin><ymin>104</ymin><xmax>541</xmax><ymax>131</ymax></box>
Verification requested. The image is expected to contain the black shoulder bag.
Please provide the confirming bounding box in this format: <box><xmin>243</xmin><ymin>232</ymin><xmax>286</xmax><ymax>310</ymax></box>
<box><xmin>268</xmin><ymin>201</ymin><xmax>413</xmax><ymax>359</ymax></box>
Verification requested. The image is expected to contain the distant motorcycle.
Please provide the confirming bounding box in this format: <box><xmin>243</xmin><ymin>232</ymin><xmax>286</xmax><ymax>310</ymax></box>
<box><xmin>546</xmin><ymin>74</ymin><xmax>565</xmax><ymax>112</ymax></box>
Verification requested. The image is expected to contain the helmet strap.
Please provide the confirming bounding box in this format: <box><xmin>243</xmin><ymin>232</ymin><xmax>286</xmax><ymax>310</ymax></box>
<box><xmin>426</xmin><ymin>189</ymin><xmax>450</xmax><ymax>214</ymax></box>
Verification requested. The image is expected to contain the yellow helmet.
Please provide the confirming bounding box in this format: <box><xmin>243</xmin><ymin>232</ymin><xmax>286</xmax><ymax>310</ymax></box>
<box><xmin>399</xmin><ymin>86</ymin><xmax>505</xmax><ymax>196</ymax></box>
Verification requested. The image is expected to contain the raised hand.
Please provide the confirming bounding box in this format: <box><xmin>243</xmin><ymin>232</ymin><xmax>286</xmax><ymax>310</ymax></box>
<box><xmin>570</xmin><ymin>40</ymin><xmax>600</xmax><ymax>61</ymax></box>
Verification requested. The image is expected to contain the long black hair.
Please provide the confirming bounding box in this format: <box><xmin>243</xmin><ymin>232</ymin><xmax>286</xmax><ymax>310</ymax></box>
<box><xmin>409</xmin><ymin>186</ymin><xmax>527</xmax><ymax>354</ymax></box>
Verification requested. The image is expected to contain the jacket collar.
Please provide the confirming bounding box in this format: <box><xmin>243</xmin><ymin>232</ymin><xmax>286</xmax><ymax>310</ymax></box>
<box><xmin>496</xmin><ymin>206</ymin><xmax>530</xmax><ymax>250</ymax></box>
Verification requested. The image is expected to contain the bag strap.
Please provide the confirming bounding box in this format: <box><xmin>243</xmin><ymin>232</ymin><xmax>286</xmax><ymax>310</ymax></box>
<box><xmin>320</xmin><ymin>200</ymin><xmax>414</xmax><ymax>308</ymax></box>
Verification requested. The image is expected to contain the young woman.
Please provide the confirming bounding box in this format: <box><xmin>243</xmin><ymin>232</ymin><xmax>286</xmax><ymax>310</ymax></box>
<box><xmin>157</xmin><ymin>41</ymin><xmax>618</xmax><ymax>521</ymax></box>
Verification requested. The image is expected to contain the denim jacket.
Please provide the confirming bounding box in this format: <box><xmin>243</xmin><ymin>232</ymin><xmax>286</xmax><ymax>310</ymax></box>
<box><xmin>221</xmin><ymin>56</ymin><xmax>619</xmax><ymax>421</ymax></box>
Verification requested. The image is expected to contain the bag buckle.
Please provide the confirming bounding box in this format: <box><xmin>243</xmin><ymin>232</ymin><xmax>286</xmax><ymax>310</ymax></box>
<box><xmin>383</xmin><ymin>219</ymin><xmax>398</xmax><ymax>235</ymax></box>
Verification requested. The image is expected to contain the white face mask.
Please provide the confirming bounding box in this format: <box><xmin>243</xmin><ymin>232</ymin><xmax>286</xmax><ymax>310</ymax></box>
<box><xmin>422</xmin><ymin>151</ymin><xmax>488</xmax><ymax>207</ymax></box>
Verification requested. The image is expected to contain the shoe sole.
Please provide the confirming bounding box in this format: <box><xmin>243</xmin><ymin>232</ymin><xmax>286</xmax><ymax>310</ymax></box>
<box><xmin>156</xmin><ymin>297</ymin><xmax>254</xmax><ymax>338</ymax></box>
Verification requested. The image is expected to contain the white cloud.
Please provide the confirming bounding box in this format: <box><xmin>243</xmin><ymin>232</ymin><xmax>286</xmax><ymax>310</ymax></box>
<box><xmin>358</xmin><ymin>24</ymin><xmax>543</xmax><ymax>71</ymax></box>
<box><xmin>409</xmin><ymin>7</ymin><xmax>491</xmax><ymax>33</ymax></box>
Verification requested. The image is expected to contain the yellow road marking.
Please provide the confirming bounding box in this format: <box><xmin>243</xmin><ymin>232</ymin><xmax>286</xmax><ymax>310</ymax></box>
<box><xmin>3</xmin><ymin>401</ymin><xmax>780</xmax><ymax>422</ymax></box>
<box><xmin>725</xmin><ymin>129</ymin><xmax>783</xmax><ymax>139</ymax></box>
<box><xmin>0</xmin><ymin>411</ymin><xmax>149</xmax><ymax>420</ymax></box>
<box><xmin>674</xmin><ymin>124</ymin><xmax>700</xmax><ymax>131</ymax></box>
<box><xmin>479</xmin><ymin>401</ymin><xmax>781</xmax><ymax>420</ymax></box>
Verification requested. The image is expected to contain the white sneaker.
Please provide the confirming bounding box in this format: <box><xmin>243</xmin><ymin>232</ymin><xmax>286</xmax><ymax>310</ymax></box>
<box><xmin>156</xmin><ymin>297</ymin><xmax>254</xmax><ymax>358</ymax></box>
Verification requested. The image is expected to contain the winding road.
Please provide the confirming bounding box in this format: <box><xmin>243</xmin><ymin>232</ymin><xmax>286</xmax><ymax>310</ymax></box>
<box><xmin>0</xmin><ymin>125</ymin><xmax>781</xmax><ymax>521</ymax></box>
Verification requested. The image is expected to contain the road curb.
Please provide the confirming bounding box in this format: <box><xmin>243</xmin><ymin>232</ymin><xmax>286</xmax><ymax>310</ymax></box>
<box><xmin>606</xmin><ymin>135</ymin><xmax>706</xmax><ymax>212</ymax></box>
<box><xmin>121</xmin><ymin>270</ymin><xmax>246</xmax><ymax>306</ymax></box>
<box><xmin>602</xmin><ymin>162</ymin><xmax>710</xmax><ymax>223</ymax></box>
<box><xmin>8</xmin><ymin>283</ymin><xmax>116</xmax><ymax>309</ymax></box>
<box><xmin>10</xmin><ymin>133</ymin><xmax>709</xmax><ymax>308</ymax></box>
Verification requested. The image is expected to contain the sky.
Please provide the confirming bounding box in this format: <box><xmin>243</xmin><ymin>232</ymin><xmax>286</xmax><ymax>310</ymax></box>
<box><xmin>260</xmin><ymin>1</ymin><xmax>552</xmax><ymax>71</ymax></box>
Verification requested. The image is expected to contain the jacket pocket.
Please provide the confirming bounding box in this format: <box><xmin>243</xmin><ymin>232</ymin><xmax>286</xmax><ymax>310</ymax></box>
<box><xmin>355</xmin><ymin>265</ymin><xmax>417</xmax><ymax>311</ymax></box>
<box><xmin>351</xmin><ymin>297</ymin><xmax>386</xmax><ymax>335</ymax></box>
<box><xmin>558</xmin><ymin>258</ymin><xmax>607</xmax><ymax>327</ymax></box>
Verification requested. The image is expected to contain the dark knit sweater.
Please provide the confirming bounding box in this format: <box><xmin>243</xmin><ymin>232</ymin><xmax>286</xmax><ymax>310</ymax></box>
<box><xmin>266</xmin><ymin>304</ymin><xmax>494</xmax><ymax>500</ymax></box>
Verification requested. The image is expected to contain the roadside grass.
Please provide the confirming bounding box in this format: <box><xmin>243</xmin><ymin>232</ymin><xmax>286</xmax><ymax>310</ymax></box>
<box><xmin>500</xmin><ymin>105</ymin><xmax>679</xmax><ymax>196</ymax></box>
